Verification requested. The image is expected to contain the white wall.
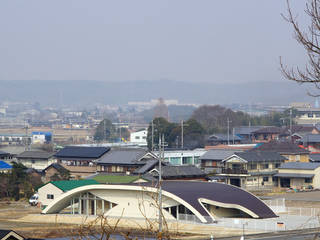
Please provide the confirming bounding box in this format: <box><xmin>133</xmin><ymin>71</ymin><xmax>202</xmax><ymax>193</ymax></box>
<box><xmin>38</xmin><ymin>183</ymin><xmax>64</xmax><ymax>206</ymax></box>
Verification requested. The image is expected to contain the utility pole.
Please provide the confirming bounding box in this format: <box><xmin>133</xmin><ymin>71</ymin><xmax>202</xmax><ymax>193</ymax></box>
<box><xmin>290</xmin><ymin>109</ymin><xmax>293</xmax><ymax>141</ymax></box>
<box><xmin>158</xmin><ymin>134</ymin><xmax>164</xmax><ymax>237</ymax></box>
<box><xmin>227</xmin><ymin>118</ymin><xmax>232</xmax><ymax>145</ymax></box>
<box><xmin>233</xmin><ymin>128</ymin><xmax>235</xmax><ymax>145</ymax></box>
<box><xmin>181</xmin><ymin>120</ymin><xmax>184</xmax><ymax>149</ymax></box>
<box><xmin>151</xmin><ymin>120</ymin><xmax>154</xmax><ymax>151</ymax></box>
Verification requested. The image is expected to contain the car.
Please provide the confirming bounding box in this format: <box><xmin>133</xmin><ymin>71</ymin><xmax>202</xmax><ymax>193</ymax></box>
<box><xmin>29</xmin><ymin>193</ymin><xmax>39</xmax><ymax>206</ymax></box>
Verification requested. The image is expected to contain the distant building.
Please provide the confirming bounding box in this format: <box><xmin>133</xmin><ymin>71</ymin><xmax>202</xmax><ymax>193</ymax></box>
<box><xmin>294</xmin><ymin>107</ymin><xmax>320</xmax><ymax>125</ymax></box>
<box><xmin>154</xmin><ymin>149</ymin><xmax>207</xmax><ymax>166</ymax></box>
<box><xmin>32</xmin><ymin>131</ymin><xmax>52</xmax><ymax>144</ymax></box>
<box><xmin>16</xmin><ymin>151</ymin><xmax>55</xmax><ymax>170</ymax></box>
<box><xmin>129</xmin><ymin>129</ymin><xmax>147</xmax><ymax>146</ymax></box>
<box><xmin>153</xmin><ymin>98</ymin><xmax>169</xmax><ymax>120</ymax></box>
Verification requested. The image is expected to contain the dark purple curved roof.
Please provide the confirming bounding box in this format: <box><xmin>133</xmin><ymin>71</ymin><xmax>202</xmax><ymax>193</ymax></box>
<box><xmin>155</xmin><ymin>181</ymin><xmax>276</xmax><ymax>219</ymax></box>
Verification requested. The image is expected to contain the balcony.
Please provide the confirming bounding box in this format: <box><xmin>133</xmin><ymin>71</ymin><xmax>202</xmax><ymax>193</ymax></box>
<box><xmin>221</xmin><ymin>168</ymin><xmax>248</xmax><ymax>175</ymax></box>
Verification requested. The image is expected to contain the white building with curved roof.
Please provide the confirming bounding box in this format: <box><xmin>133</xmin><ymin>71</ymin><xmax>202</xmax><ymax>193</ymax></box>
<box><xmin>42</xmin><ymin>181</ymin><xmax>276</xmax><ymax>223</ymax></box>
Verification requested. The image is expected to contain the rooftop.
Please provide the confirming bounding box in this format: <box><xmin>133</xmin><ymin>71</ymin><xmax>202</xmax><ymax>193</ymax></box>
<box><xmin>235</xmin><ymin>151</ymin><xmax>287</xmax><ymax>162</ymax></box>
<box><xmin>49</xmin><ymin>179</ymin><xmax>99</xmax><ymax>192</ymax></box>
<box><xmin>17</xmin><ymin>151</ymin><xmax>54</xmax><ymax>159</ymax></box>
<box><xmin>200</xmin><ymin>149</ymin><xmax>240</xmax><ymax>161</ymax></box>
<box><xmin>0</xmin><ymin>161</ymin><xmax>12</xmax><ymax>169</ymax></box>
<box><xmin>90</xmin><ymin>174</ymin><xmax>147</xmax><ymax>184</ymax></box>
<box><xmin>279</xmin><ymin>162</ymin><xmax>320</xmax><ymax>170</ymax></box>
<box><xmin>250</xmin><ymin>141</ymin><xmax>310</xmax><ymax>154</ymax></box>
<box><xmin>55</xmin><ymin>146</ymin><xmax>110</xmax><ymax>159</ymax></box>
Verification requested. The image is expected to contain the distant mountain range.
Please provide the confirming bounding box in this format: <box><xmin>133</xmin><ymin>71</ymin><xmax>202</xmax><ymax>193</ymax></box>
<box><xmin>0</xmin><ymin>80</ymin><xmax>316</xmax><ymax>106</ymax></box>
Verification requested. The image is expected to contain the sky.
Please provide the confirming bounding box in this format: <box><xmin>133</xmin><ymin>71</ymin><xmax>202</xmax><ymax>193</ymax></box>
<box><xmin>0</xmin><ymin>0</ymin><xmax>309</xmax><ymax>83</ymax></box>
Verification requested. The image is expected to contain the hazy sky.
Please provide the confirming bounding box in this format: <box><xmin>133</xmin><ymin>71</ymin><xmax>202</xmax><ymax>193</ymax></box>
<box><xmin>0</xmin><ymin>0</ymin><xmax>309</xmax><ymax>83</ymax></box>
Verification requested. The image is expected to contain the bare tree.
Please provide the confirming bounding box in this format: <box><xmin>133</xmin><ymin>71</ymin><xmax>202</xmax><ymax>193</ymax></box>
<box><xmin>280</xmin><ymin>0</ymin><xmax>320</xmax><ymax>96</ymax></box>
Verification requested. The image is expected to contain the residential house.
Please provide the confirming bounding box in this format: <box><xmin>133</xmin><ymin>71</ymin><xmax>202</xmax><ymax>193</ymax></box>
<box><xmin>218</xmin><ymin>151</ymin><xmax>286</xmax><ymax>189</ymax></box>
<box><xmin>199</xmin><ymin>150</ymin><xmax>240</xmax><ymax>173</ymax></box>
<box><xmin>299</xmin><ymin>134</ymin><xmax>320</xmax><ymax>152</ymax></box>
<box><xmin>16</xmin><ymin>150</ymin><xmax>55</xmax><ymax>170</ymax></box>
<box><xmin>42</xmin><ymin>163</ymin><xmax>70</xmax><ymax>183</ymax></box>
<box><xmin>207</xmin><ymin>134</ymin><xmax>242</xmax><ymax>146</ymax></box>
<box><xmin>147</xmin><ymin>165</ymin><xmax>207</xmax><ymax>181</ymax></box>
<box><xmin>294</xmin><ymin>107</ymin><xmax>320</xmax><ymax>125</ymax></box>
<box><xmin>55</xmin><ymin>146</ymin><xmax>110</xmax><ymax>177</ymax></box>
<box><xmin>154</xmin><ymin>149</ymin><xmax>207</xmax><ymax>166</ymax></box>
<box><xmin>96</xmin><ymin>148</ymin><xmax>158</xmax><ymax>174</ymax></box>
<box><xmin>274</xmin><ymin>162</ymin><xmax>320</xmax><ymax>189</ymax></box>
<box><xmin>250</xmin><ymin>141</ymin><xmax>310</xmax><ymax>162</ymax></box>
<box><xmin>130</xmin><ymin>129</ymin><xmax>148</xmax><ymax>146</ymax></box>
<box><xmin>37</xmin><ymin>179</ymin><xmax>98</xmax><ymax>207</ymax></box>
<box><xmin>251</xmin><ymin>127</ymin><xmax>286</xmax><ymax>143</ymax></box>
<box><xmin>0</xmin><ymin>150</ymin><xmax>13</xmax><ymax>162</ymax></box>
<box><xmin>290</xmin><ymin>125</ymin><xmax>320</xmax><ymax>142</ymax></box>
<box><xmin>234</xmin><ymin>126</ymin><xmax>268</xmax><ymax>143</ymax></box>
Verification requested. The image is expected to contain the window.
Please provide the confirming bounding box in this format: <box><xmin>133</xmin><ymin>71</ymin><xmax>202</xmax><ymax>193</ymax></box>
<box><xmin>47</xmin><ymin>194</ymin><xmax>54</xmax><ymax>199</ymax></box>
<box><xmin>295</xmin><ymin>155</ymin><xmax>300</xmax><ymax>161</ymax></box>
<box><xmin>111</xmin><ymin>166</ymin><xmax>116</xmax><ymax>172</ymax></box>
<box><xmin>262</xmin><ymin>163</ymin><xmax>269</xmax><ymax>169</ymax></box>
<box><xmin>116</xmin><ymin>166</ymin><xmax>123</xmax><ymax>172</ymax></box>
<box><xmin>248</xmin><ymin>164</ymin><xmax>257</xmax><ymax>170</ymax></box>
<box><xmin>305</xmin><ymin>178</ymin><xmax>312</xmax><ymax>183</ymax></box>
<box><xmin>275</xmin><ymin>163</ymin><xmax>281</xmax><ymax>168</ymax></box>
<box><xmin>142</xmin><ymin>136</ymin><xmax>146</xmax><ymax>139</ymax></box>
<box><xmin>316</xmin><ymin>113</ymin><xmax>320</xmax><ymax>118</ymax></box>
<box><xmin>135</xmin><ymin>136</ymin><xmax>140</xmax><ymax>140</ymax></box>
<box><xmin>263</xmin><ymin>176</ymin><xmax>269</xmax><ymax>182</ymax></box>
<box><xmin>308</xmin><ymin>113</ymin><xmax>313</xmax><ymax>118</ymax></box>
<box><xmin>32</xmin><ymin>160</ymin><xmax>35</xmax><ymax>164</ymax></box>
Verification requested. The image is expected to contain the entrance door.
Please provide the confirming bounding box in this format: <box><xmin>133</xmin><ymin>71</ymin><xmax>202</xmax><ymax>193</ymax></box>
<box><xmin>230</xmin><ymin>178</ymin><xmax>241</xmax><ymax>187</ymax></box>
<box><xmin>280</xmin><ymin>178</ymin><xmax>290</xmax><ymax>188</ymax></box>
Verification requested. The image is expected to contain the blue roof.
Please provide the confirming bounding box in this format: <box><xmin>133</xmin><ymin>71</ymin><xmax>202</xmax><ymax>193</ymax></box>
<box><xmin>0</xmin><ymin>161</ymin><xmax>12</xmax><ymax>169</ymax></box>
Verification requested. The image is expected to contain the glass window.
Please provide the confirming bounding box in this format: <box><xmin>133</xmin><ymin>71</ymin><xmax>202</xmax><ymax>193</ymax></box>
<box><xmin>170</xmin><ymin>157</ymin><xmax>180</xmax><ymax>165</ymax></box>
<box><xmin>305</xmin><ymin>178</ymin><xmax>312</xmax><ymax>183</ymax></box>
<box><xmin>182</xmin><ymin>157</ymin><xmax>193</xmax><ymax>165</ymax></box>
<box><xmin>194</xmin><ymin>156</ymin><xmax>200</xmax><ymax>164</ymax></box>
<box><xmin>308</xmin><ymin>113</ymin><xmax>313</xmax><ymax>118</ymax></box>
<box><xmin>47</xmin><ymin>194</ymin><xmax>54</xmax><ymax>199</ymax></box>
<box><xmin>263</xmin><ymin>176</ymin><xmax>269</xmax><ymax>182</ymax></box>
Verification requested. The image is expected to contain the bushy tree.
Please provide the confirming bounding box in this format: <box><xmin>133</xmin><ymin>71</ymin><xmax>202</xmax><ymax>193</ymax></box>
<box><xmin>94</xmin><ymin>118</ymin><xmax>116</xmax><ymax>142</ymax></box>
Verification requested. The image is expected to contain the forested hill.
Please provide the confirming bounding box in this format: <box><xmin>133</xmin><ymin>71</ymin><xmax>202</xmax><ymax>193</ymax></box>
<box><xmin>0</xmin><ymin>80</ymin><xmax>313</xmax><ymax>106</ymax></box>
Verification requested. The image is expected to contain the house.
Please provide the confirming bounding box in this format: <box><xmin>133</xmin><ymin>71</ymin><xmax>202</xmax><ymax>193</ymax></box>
<box><xmin>290</xmin><ymin>125</ymin><xmax>320</xmax><ymax>142</ymax></box>
<box><xmin>274</xmin><ymin>162</ymin><xmax>320</xmax><ymax>189</ymax></box>
<box><xmin>0</xmin><ymin>150</ymin><xmax>13</xmax><ymax>162</ymax></box>
<box><xmin>250</xmin><ymin>141</ymin><xmax>310</xmax><ymax>162</ymax></box>
<box><xmin>129</xmin><ymin>129</ymin><xmax>148</xmax><ymax>146</ymax></box>
<box><xmin>154</xmin><ymin>149</ymin><xmax>207</xmax><ymax>166</ymax></box>
<box><xmin>199</xmin><ymin>150</ymin><xmax>240</xmax><ymax>173</ymax></box>
<box><xmin>294</xmin><ymin>107</ymin><xmax>320</xmax><ymax>125</ymax></box>
<box><xmin>0</xmin><ymin>161</ymin><xmax>12</xmax><ymax>172</ymax></box>
<box><xmin>251</xmin><ymin>127</ymin><xmax>286</xmax><ymax>143</ymax></box>
<box><xmin>16</xmin><ymin>150</ymin><xmax>55</xmax><ymax>170</ymax></box>
<box><xmin>42</xmin><ymin>181</ymin><xmax>277</xmax><ymax>222</ymax></box>
<box><xmin>0</xmin><ymin>230</ymin><xmax>25</xmax><ymax>240</ymax></box>
<box><xmin>54</xmin><ymin>146</ymin><xmax>110</xmax><ymax>177</ymax></box>
<box><xmin>42</xmin><ymin>163</ymin><xmax>70</xmax><ymax>183</ymax></box>
<box><xmin>147</xmin><ymin>165</ymin><xmax>207</xmax><ymax>181</ymax></box>
<box><xmin>207</xmin><ymin>134</ymin><xmax>242</xmax><ymax>146</ymax></box>
<box><xmin>299</xmin><ymin>134</ymin><xmax>320</xmax><ymax>152</ymax></box>
<box><xmin>234</xmin><ymin>126</ymin><xmax>267</xmax><ymax>143</ymax></box>
<box><xmin>37</xmin><ymin>179</ymin><xmax>99</xmax><ymax>207</ymax></box>
<box><xmin>310</xmin><ymin>153</ymin><xmax>320</xmax><ymax>162</ymax></box>
<box><xmin>218</xmin><ymin>151</ymin><xmax>286</xmax><ymax>189</ymax></box>
<box><xmin>96</xmin><ymin>148</ymin><xmax>158</xmax><ymax>174</ymax></box>
<box><xmin>87</xmin><ymin>174</ymin><xmax>150</xmax><ymax>184</ymax></box>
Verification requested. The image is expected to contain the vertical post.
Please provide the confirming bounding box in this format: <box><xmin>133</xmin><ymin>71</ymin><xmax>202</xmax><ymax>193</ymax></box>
<box><xmin>233</xmin><ymin>128</ymin><xmax>235</xmax><ymax>145</ymax></box>
<box><xmin>151</xmin><ymin>120</ymin><xmax>154</xmax><ymax>151</ymax></box>
<box><xmin>158</xmin><ymin>135</ymin><xmax>163</xmax><ymax>236</ymax></box>
<box><xmin>181</xmin><ymin>120</ymin><xmax>184</xmax><ymax>149</ymax></box>
<box><xmin>290</xmin><ymin>109</ymin><xmax>292</xmax><ymax>141</ymax></box>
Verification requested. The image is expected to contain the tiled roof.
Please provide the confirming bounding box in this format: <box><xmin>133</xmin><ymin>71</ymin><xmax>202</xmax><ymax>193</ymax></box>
<box><xmin>235</xmin><ymin>152</ymin><xmax>287</xmax><ymax>162</ymax></box>
<box><xmin>0</xmin><ymin>151</ymin><xmax>9</xmax><ymax>156</ymax></box>
<box><xmin>17</xmin><ymin>151</ymin><xmax>54</xmax><ymax>159</ymax></box>
<box><xmin>208</xmin><ymin>134</ymin><xmax>242</xmax><ymax>141</ymax></box>
<box><xmin>55</xmin><ymin>146</ymin><xmax>110</xmax><ymax>159</ymax></box>
<box><xmin>200</xmin><ymin>150</ymin><xmax>240</xmax><ymax>161</ymax></box>
<box><xmin>50</xmin><ymin>179</ymin><xmax>98</xmax><ymax>192</ymax></box>
<box><xmin>151</xmin><ymin>165</ymin><xmax>206</xmax><ymax>179</ymax></box>
<box><xmin>279</xmin><ymin>162</ymin><xmax>320</xmax><ymax>170</ymax></box>
<box><xmin>301</xmin><ymin>134</ymin><xmax>320</xmax><ymax>143</ymax></box>
<box><xmin>274</xmin><ymin>173</ymin><xmax>314</xmax><ymax>178</ymax></box>
<box><xmin>234</xmin><ymin>126</ymin><xmax>267</xmax><ymax>135</ymax></box>
<box><xmin>250</xmin><ymin>141</ymin><xmax>310</xmax><ymax>154</ymax></box>
<box><xmin>310</xmin><ymin>153</ymin><xmax>320</xmax><ymax>162</ymax></box>
<box><xmin>252</xmin><ymin>126</ymin><xmax>284</xmax><ymax>134</ymax></box>
<box><xmin>96</xmin><ymin>148</ymin><xmax>155</xmax><ymax>165</ymax></box>
<box><xmin>43</xmin><ymin>163</ymin><xmax>68</xmax><ymax>173</ymax></box>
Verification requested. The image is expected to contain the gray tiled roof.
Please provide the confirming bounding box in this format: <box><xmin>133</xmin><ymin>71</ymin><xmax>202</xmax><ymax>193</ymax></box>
<box><xmin>200</xmin><ymin>150</ymin><xmax>240</xmax><ymax>160</ymax></box>
<box><xmin>134</xmin><ymin>159</ymin><xmax>160</xmax><ymax>174</ymax></box>
<box><xmin>17</xmin><ymin>151</ymin><xmax>54</xmax><ymax>159</ymax></box>
<box><xmin>160</xmin><ymin>165</ymin><xmax>206</xmax><ymax>178</ymax></box>
<box><xmin>310</xmin><ymin>153</ymin><xmax>320</xmax><ymax>162</ymax></box>
<box><xmin>234</xmin><ymin>126</ymin><xmax>267</xmax><ymax>135</ymax></box>
<box><xmin>250</xmin><ymin>141</ymin><xmax>310</xmax><ymax>154</ymax></box>
<box><xmin>279</xmin><ymin>162</ymin><xmax>320</xmax><ymax>170</ymax></box>
<box><xmin>301</xmin><ymin>134</ymin><xmax>320</xmax><ymax>143</ymax></box>
<box><xmin>274</xmin><ymin>173</ymin><xmax>314</xmax><ymax>178</ymax></box>
<box><xmin>96</xmin><ymin>148</ymin><xmax>155</xmax><ymax>165</ymax></box>
<box><xmin>236</xmin><ymin>152</ymin><xmax>287</xmax><ymax>162</ymax></box>
<box><xmin>55</xmin><ymin>146</ymin><xmax>110</xmax><ymax>159</ymax></box>
<box><xmin>252</xmin><ymin>126</ymin><xmax>284</xmax><ymax>134</ymax></box>
<box><xmin>208</xmin><ymin>134</ymin><xmax>242</xmax><ymax>142</ymax></box>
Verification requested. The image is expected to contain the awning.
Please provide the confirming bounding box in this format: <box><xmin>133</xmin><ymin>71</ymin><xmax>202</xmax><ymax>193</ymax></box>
<box><xmin>274</xmin><ymin>173</ymin><xmax>314</xmax><ymax>178</ymax></box>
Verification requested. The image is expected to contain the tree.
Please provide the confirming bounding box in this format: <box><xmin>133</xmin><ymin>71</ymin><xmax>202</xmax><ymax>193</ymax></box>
<box><xmin>280</xmin><ymin>0</ymin><xmax>320</xmax><ymax>96</ymax></box>
<box><xmin>94</xmin><ymin>119</ymin><xmax>116</xmax><ymax>142</ymax></box>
